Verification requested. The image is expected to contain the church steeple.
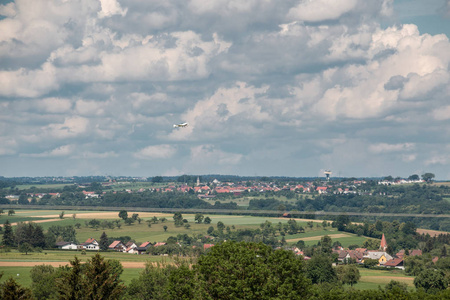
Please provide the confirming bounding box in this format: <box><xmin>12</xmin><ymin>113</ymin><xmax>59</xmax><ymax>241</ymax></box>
<box><xmin>380</xmin><ymin>233</ymin><xmax>387</xmax><ymax>251</ymax></box>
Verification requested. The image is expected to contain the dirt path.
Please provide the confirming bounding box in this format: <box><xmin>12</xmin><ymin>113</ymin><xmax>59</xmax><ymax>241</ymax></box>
<box><xmin>0</xmin><ymin>261</ymin><xmax>147</xmax><ymax>268</ymax></box>
<box><xmin>286</xmin><ymin>233</ymin><xmax>350</xmax><ymax>243</ymax></box>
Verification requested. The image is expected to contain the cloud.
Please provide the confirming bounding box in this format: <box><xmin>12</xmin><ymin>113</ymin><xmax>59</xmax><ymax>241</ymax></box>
<box><xmin>0</xmin><ymin>0</ymin><xmax>450</xmax><ymax>178</ymax></box>
<box><xmin>369</xmin><ymin>143</ymin><xmax>415</xmax><ymax>154</ymax></box>
<box><xmin>134</xmin><ymin>144</ymin><xmax>177</xmax><ymax>159</ymax></box>
<box><xmin>98</xmin><ymin>0</ymin><xmax>127</xmax><ymax>18</ymax></box>
<box><xmin>22</xmin><ymin>144</ymin><xmax>74</xmax><ymax>158</ymax></box>
<box><xmin>287</xmin><ymin>0</ymin><xmax>358</xmax><ymax>22</ymax></box>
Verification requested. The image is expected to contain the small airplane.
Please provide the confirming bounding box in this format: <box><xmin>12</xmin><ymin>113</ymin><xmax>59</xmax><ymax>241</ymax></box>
<box><xmin>173</xmin><ymin>122</ymin><xmax>188</xmax><ymax>128</ymax></box>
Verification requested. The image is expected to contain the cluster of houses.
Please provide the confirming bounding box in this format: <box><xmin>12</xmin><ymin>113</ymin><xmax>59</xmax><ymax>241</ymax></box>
<box><xmin>55</xmin><ymin>238</ymin><xmax>216</xmax><ymax>254</ymax></box>
<box><xmin>8</xmin><ymin>178</ymin><xmax>372</xmax><ymax>201</ymax></box>
<box><xmin>328</xmin><ymin>234</ymin><xmax>433</xmax><ymax>270</ymax></box>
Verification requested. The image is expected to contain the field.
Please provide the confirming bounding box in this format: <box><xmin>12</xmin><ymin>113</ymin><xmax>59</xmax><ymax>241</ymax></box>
<box><xmin>0</xmin><ymin>209</ymin><xmax>416</xmax><ymax>291</ymax></box>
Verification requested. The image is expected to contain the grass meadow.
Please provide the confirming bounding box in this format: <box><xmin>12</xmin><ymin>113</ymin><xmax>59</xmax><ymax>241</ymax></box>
<box><xmin>0</xmin><ymin>209</ymin><xmax>416</xmax><ymax>291</ymax></box>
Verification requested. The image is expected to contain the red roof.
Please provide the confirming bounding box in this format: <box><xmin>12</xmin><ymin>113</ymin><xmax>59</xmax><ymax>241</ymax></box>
<box><xmin>384</xmin><ymin>258</ymin><xmax>403</xmax><ymax>267</ymax></box>
<box><xmin>109</xmin><ymin>240</ymin><xmax>123</xmax><ymax>248</ymax></box>
<box><xmin>140</xmin><ymin>241</ymin><xmax>151</xmax><ymax>248</ymax></box>
<box><xmin>203</xmin><ymin>244</ymin><xmax>214</xmax><ymax>250</ymax></box>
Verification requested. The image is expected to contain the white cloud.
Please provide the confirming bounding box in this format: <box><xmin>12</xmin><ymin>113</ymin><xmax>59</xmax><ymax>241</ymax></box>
<box><xmin>98</xmin><ymin>0</ymin><xmax>127</xmax><ymax>18</ymax></box>
<box><xmin>287</xmin><ymin>0</ymin><xmax>358</xmax><ymax>22</ymax></box>
<box><xmin>45</xmin><ymin>116</ymin><xmax>90</xmax><ymax>139</ymax></box>
<box><xmin>22</xmin><ymin>144</ymin><xmax>74</xmax><ymax>158</ymax></box>
<box><xmin>134</xmin><ymin>144</ymin><xmax>177</xmax><ymax>159</ymax></box>
<box><xmin>369</xmin><ymin>143</ymin><xmax>415</xmax><ymax>154</ymax></box>
<box><xmin>190</xmin><ymin>144</ymin><xmax>243</xmax><ymax>165</ymax></box>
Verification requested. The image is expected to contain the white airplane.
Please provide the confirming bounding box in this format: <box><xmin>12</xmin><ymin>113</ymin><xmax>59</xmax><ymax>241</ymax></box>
<box><xmin>173</xmin><ymin>122</ymin><xmax>188</xmax><ymax>128</ymax></box>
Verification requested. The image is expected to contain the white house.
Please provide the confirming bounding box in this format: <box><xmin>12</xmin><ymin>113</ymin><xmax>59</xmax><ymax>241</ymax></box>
<box><xmin>55</xmin><ymin>241</ymin><xmax>78</xmax><ymax>250</ymax></box>
<box><xmin>81</xmin><ymin>238</ymin><xmax>99</xmax><ymax>250</ymax></box>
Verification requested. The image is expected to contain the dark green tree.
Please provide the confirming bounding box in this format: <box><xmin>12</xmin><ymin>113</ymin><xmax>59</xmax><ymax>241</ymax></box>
<box><xmin>421</xmin><ymin>173</ymin><xmax>435</xmax><ymax>183</ymax></box>
<box><xmin>18</xmin><ymin>242</ymin><xmax>33</xmax><ymax>255</ymax></box>
<box><xmin>173</xmin><ymin>212</ymin><xmax>183</xmax><ymax>227</ymax></box>
<box><xmin>336</xmin><ymin>264</ymin><xmax>360</xmax><ymax>286</ymax></box>
<box><xmin>204</xmin><ymin>216</ymin><xmax>211</xmax><ymax>224</ymax></box>
<box><xmin>0</xmin><ymin>277</ymin><xmax>33</xmax><ymax>300</ymax></box>
<box><xmin>2</xmin><ymin>220</ymin><xmax>14</xmax><ymax>247</ymax></box>
<box><xmin>31</xmin><ymin>264</ymin><xmax>61</xmax><ymax>299</ymax></box>
<box><xmin>414</xmin><ymin>269</ymin><xmax>448</xmax><ymax>294</ymax></box>
<box><xmin>194</xmin><ymin>213</ymin><xmax>204</xmax><ymax>224</ymax></box>
<box><xmin>195</xmin><ymin>241</ymin><xmax>311</xmax><ymax>299</ymax></box>
<box><xmin>118</xmin><ymin>210</ymin><xmax>128</xmax><ymax>220</ymax></box>
<box><xmin>100</xmin><ymin>231</ymin><xmax>109</xmax><ymax>251</ymax></box>
<box><xmin>306</xmin><ymin>254</ymin><xmax>337</xmax><ymax>284</ymax></box>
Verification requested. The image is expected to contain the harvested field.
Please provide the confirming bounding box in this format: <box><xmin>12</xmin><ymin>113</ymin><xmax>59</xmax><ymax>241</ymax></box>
<box><xmin>416</xmin><ymin>228</ymin><xmax>449</xmax><ymax>237</ymax></box>
<box><xmin>286</xmin><ymin>233</ymin><xmax>350</xmax><ymax>243</ymax></box>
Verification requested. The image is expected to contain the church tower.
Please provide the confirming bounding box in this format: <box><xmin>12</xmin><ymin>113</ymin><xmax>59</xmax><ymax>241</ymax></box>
<box><xmin>380</xmin><ymin>233</ymin><xmax>388</xmax><ymax>251</ymax></box>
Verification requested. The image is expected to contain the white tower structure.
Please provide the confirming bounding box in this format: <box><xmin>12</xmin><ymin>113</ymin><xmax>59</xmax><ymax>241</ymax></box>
<box><xmin>324</xmin><ymin>170</ymin><xmax>332</xmax><ymax>181</ymax></box>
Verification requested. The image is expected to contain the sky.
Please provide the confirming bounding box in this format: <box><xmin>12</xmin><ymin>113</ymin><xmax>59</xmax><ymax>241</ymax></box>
<box><xmin>1</xmin><ymin>0</ymin><xmax>450</xmax><ymax>179</ymax></box>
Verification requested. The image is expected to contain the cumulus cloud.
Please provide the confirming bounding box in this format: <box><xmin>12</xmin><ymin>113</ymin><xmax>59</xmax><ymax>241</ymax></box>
<box><xmin>287</xmin><ymin>0</ymin><xmax>358</xmax><ymax>22</ymax></box>
<box><xmin>98</xmin><ymin>0</ymin><xmax>127</xmax><ymax>18</ymax></box>
<box><xmin>0</xmin><ymin>0</ymin><xmax>450</xmax><ymax>177</ymax></box>
<box><xmin>22</xmin><ymin>144</ymin><xmax>74</xmax><ymax>158</ymax></box>
<box><xmin>134</xmin><ymin>144</ymin><xmax>177</xmax><ymax>159</ymax></box>
<box><xmin>369</xmin><ymin>143</ymin><xmax>415</xmax><ymax>154</ymax></box>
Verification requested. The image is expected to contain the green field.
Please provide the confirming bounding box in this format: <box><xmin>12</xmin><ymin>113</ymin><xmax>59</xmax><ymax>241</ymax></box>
<box><xmin>0</xmin><ymin>208</ymin><xmax>403</xmax><ymax>292</ymax></box>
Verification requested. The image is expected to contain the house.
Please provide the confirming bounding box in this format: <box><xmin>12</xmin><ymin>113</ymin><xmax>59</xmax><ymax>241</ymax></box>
<box><xmin>109</xmin><ymin>240</ymin><xmax>126</xmax><ymax>252</ymax></box>
<box><xmin>81</xmin><ymin>238</ymin><xmax>99</xmax><ymax>250</ymax></box>
<box><xmin>203</xmin><ymin>244</ymin><xmax>214</xmax><ymax>250</ymax></box>
<box><xmin>409</xmin><ymin>249</ymin><xmax>422</xmax><ymax>256</ymax></box>
<box><xmin>124</xmin><ymin>241</ymin><xmax>138</xmax><ymax>254</ymax></box>
<box><xmin>384</xmin><ymin>258</ymin><xmax>404</xmax><ymax>270</ymax></box>
<box><xmin>55</xmin><ymin>241</ymin><xmax>78</xmax><ymax>250</ymax></box>
<box><xmin>364</xmin><ymin>251</ymin><xmax>393</xmax><ymax>265</ymax></box>
<box><xmin>136</xmin><ymin>241</ymin><xmax>152</xmax><ymax>254</ymax></box>
<box><xmin>154</xmin><ymin>242</ymin><xmax>167</xmax><ymax>247</ymax></box>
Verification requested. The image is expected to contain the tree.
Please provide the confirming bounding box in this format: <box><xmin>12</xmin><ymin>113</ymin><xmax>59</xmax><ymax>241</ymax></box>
<box><xmin>163</xmin><ymin>225</ymin><xmax>168</xmax><ymax>232</ymax></box>
<box><xmin>118</xmin><ymin>210</ymin><xmax>128</xmax><ymax>220</ymax></box>
<box><xmin>57</xmin><ymin>254</ymin><xmax>125</xmax><ymax>299</ymax></box>
<box><xmin>151</xmin><ymin>176</ymin><xmax>164</xmax><ymax>183</ymax></box>
<box><xmin>204</xmin><ymin>216</ymin><xmax>211</xmax><ymax>224</ymax></box>
<box><xmin>18</xmin><ymin>242</ymin><xmax>33</xmax><ymax>255</ymax></box>
<box><xmin>194</xmin><ymin>213</ymin><xmax>204</xmax><ymax>224</ymax></box>
<box><xmin>421</xmin><ymin>173</ymin><xmax>435</xmax><ymax>183</ymax></box>
<box><xmin>132</xmin><ymin>213</ymin><xmax>139</xmax><ymax>221</ymax></box>
<box><xmin>59</xmin><ymin>211</ymin><xmax>65</xmax><ymax>219</ymax></box>
<box><xmin>152</xmin><ymin>216</ymin><xmax>159</xmax><ymax>224</ymax></box>
<box><xmin>18</xmin><ymin>194</ymin><xmax>29</xmax><ymax>205</ymax></box>
<box><xmin>336</xmin><ymin>264</ymin><xmax>360</xmax><ymax>286</ymax></box>
<box><xmin>7</xmin><ymin>209</ymin><xmax>14</xmax><ymax>216</ymax></box>
<box><xmin>195</xmin><ymin>241</ymin><xmax>311</xmax><ymax>299</ymax></box>
<box><xmin>319</xmin><ymin>235</ymin><xmax>332</xmax><ymax>254</ymax></box>
<box><xmin>306</xmin><ymin>254</ymin><xmax>337</xmax><ymax>284</ymax></box>
<box><xmin>2</xmin><ymin>220</ymin><xmax>14</xmax><ymax>247</ymax></box>
<box><xmin>414</xmin><ymin>269</ymin><xmax>448</xmax><ymax>294</ymax></box>
<box><xmin>408</xmin><ymin>174</ymin><xmax>420</xmax><ymax>181</ymax></box>
<box><xmin>0</xmin><ymin>277</ymin><xmax>33</xmax><ymax>299</ymax></box>
<box><xmin>100</xmin><ymin>231</ymin><xmax>109</xmax><ymax>251</ymax></box>
<box><xmin>31</xmin><ymin>264</ymin><xmax>61</xmax><ymax>299</ymax></box>
<box><xmin>216</xmin><ymin>221</ymin><xmax>225</xmax><ymax>232</ymax></box>
<box><xmin>173</xmin><ymin>212</ymin><xmax>183</xmax><ymax>227</ymax></box>
<box><xmin>125</xmin><ymin>218</ymin><xmax>135</xmax><ymax>226</ymax></box>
